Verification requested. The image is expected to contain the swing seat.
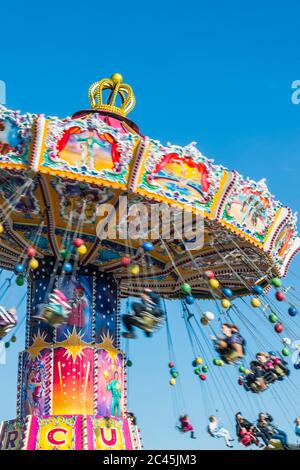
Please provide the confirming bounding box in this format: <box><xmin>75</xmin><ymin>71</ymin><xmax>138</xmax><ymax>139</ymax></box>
<box><xmin>248</xmin><ymin>382</ymin><xmax>268</xmax><ymax>393</ymax></box>
<box><xmin>219</xmin><ymin>350</ymin><xmax>243</xmax><ymax>365</ymax></box>
<box><xmin>245</xmin><ymin>371</ymin><xmax>276</xmax><ymax>394</ymax></box>
<box><xmin>0</xmin><ymin>325</ymin><xmax>14</xmax><ymax>340</ymax></box>
<box><xmin>274</xmin><ymin>364</ymin><xmax>290</xmax><ymax>377</ymax></box>
<box><xmin>132</xmin><ymin>311</ymin><xmax>163</xmax><ymax>333</ymax></box>
<box><xmin>0</xmin><ymin>307</ymin><xmax>17</xmax><ymax>339</ymax></box>
<box><xmin>263</xmin><ymin>370</ymin><xmax>280</xmax><ymax>384</ymax></box>
<box><xmin>34</xmin><ymin>305</ymin><xmax>69</xmax><ymax>328</ymax></box>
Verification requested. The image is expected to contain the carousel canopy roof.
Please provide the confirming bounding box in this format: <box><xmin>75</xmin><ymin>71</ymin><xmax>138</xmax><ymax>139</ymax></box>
<box><xmin>0</xmin><ymin>74</ymin><xmax>299</xmax><ymax>298</ymax></box>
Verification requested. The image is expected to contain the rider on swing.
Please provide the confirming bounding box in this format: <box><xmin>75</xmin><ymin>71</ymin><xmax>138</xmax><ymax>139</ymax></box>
<box><xmin>212</xmin><ymin>323</ymin><xmax>245</xmax><ymax>364</ymax></box>
<box><xmin>177</xmin><ymin>414</ymin><xmax>196</xmax><ymax>439</ymax></box>
<box><xmin>122</xmin><ymin>288</ymin><xmax>163</xmax><ymax>339</ymax></box>
<box><xmin>35</xmin><ymin>289</ymin><xmax>72</xmax><ymax>328</ymax></box>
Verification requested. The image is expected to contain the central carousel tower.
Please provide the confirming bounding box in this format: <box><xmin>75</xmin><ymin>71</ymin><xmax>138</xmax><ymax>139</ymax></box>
<box><xmin>0</xmin><ymin>74</ymin><xmax>143</xmax><ymax>450</ymax></box>
<box><xmin>0</xmin><ymin>74</ymin><xmax>299</xmax><ymax>450</ymax></box>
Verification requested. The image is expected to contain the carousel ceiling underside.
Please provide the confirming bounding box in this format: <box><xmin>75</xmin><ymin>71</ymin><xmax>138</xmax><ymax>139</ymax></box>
<box><xmin>0</xmin><ymin>103</ymin><xmax>299</xmax><ymax>298</ymax></box>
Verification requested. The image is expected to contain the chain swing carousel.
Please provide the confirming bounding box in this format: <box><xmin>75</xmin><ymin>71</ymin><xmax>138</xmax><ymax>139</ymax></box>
<box><xmin>0</xmin><ymin>74</ymin><xmax>299</xmax><ymax>450</ymax></box>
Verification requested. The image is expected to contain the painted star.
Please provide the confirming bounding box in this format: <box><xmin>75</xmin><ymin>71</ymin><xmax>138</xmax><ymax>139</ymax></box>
<box><xmin>27</xmin><ymin>330</ymin><xmax>50</xmax><ymax>359</ymax></box>
<box><xmin>96</xmin><ymin>332</ymin><xmax>121</xmax><ymax>363</ymax></box>
<box><xmin>54</xmin><ymin>327</ymin><xmax>90</xmax><ymax>362</ymax></box>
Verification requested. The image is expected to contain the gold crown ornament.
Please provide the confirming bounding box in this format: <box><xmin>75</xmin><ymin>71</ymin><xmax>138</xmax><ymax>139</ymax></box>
<box><xmin>88</xmin><ymin>73</ymin><xmax>136</xmax><ymax>117</ymax></box>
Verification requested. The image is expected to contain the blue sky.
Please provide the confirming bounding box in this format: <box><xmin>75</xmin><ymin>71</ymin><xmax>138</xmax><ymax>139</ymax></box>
<box><xmin>1</xmin><ymin>0</ymin><xmax>300</xmax><ymax>450</ymax></box>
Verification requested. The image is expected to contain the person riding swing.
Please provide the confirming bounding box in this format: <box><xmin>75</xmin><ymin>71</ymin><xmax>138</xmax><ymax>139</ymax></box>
<box><xmin>176</xmin><ymin>414</ymin><xmax>196</xmax><ymax>439</ymax></box>
<box><xmin>122</xmin><ymin>288</ymin><xmax>164</xmax><ymax>339</ymax></box>
<box><xmin>34</xmin><ymin>289</ymin><xmax>72</xmax><ymax>328</ymax></box>
<box><xmin>235</xmin><ymin>412</ymin><xmax>271</xmax><ymax>448</ymax></box>
<box><xmin>212</xmin><ymin>323</ymin><xmax>245</xmax><ymax>364</ymax></box>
